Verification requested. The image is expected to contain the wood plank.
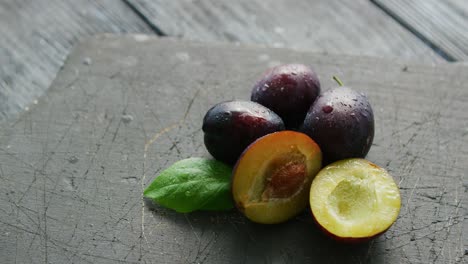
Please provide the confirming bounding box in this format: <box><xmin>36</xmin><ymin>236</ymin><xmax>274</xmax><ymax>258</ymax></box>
<box><xmin>0</xmin><ymin>35</ymin><xmax>465</xmax><ymax>263</ymax></box>
<box><xmin>0</xmin><ymin>0</ymin><xmax>153</xmax><ymax>122</ymax></box>
<box><xmin>373</xmin><ymin>0</ymin><xmax>468</xmax><ymax>61</ymax></box>
<box><xmin>448</xmin><ymin>0</ymin><xmax>468</xmax><ymax>14</ymax></box>
<box><xmin>126</xmin><ymin>0</ymin><xmax>442</xmax><ymax>61</ymax></box>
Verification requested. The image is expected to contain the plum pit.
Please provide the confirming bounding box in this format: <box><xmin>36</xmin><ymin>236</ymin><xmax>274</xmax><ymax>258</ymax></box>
<box><xmin>232</xmin><ymin>131</ymin><xmax>322</xmax><ymax>224</ymax></box>
<box><xmin>261</xmin><ymin>151</ymin><xmax>307</xmax><ymax>200</ymax></box>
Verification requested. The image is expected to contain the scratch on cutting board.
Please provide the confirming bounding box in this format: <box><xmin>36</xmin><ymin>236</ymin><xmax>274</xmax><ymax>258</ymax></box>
<box><xmin>140</xmin><ymin>123</ymin><xmax>180</xmax><ymax>247</ymax></box>
<box><xmin>184</xmin><ymin>214</ymin><xmax>200</xmax><ymax>243</ymax></box>
<box><xmin>406</xmin><ymin>174</ymin><xmax>420</xmax><ymax>214</ymax></box>
<box><xmin>139</xmin><ymin>88</ymin><xmax>200</xmax><ymax>259</ymax></box>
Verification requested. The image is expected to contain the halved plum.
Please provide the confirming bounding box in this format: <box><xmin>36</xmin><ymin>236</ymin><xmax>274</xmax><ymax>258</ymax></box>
<box><xmin>309</xmin><ymin>159</ymin><xmax>401</xmax><ymax>242</ymax></box>
<box><xmin>232</xmin><ymin>131</ymin><xmax>322</xmax><ymax>224</ymax></box>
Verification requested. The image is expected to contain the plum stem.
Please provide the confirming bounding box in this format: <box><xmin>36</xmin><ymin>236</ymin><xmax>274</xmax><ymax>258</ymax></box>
<box><xmin>333</xmin><ymin>76</ymin><xmax>344</xmax><ymax>87</ymax></box>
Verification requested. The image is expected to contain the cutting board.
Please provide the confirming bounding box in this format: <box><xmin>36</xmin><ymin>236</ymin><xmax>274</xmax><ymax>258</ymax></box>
<box><xmin>0</xmin><ymin>35</ymin><xmax>466</xmax><ymax>264</ymax></box>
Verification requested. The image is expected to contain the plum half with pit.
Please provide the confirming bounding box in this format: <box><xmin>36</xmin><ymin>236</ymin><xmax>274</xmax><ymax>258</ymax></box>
<box><xmin>251</xmin><ymin>64</ymin><xmax>320</xmax><ymax>129</ymax></box>
<box><xmin>301</xmin><ymin>82</ymin><xmax>374</xmax><ymax>164</ymax></box>
<box><xmin>309</xmin><ymin>158</ymin><xmax>401</xmax><ymax>242</ymax></box>
<box><xmin>202</xmin><ymin>100</ymin><xmax>285</xmax><ymax>165</ymax></box>
<box><xmin>232</xmin><ymin>131</ymin><xmax>322</xmax><ymax>224</ymax></box>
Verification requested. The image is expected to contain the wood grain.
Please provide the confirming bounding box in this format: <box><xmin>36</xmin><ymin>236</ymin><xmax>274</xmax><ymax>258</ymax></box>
<box><xmin>448</xmin><ymin>0</ymin><xmax>468</xmax><ymax>15</ymax></box>
<box><xmin>126</xmin><ymin>0</ymin><xmax>442</xmax><ymax>61</ymax></box>
<box><xmin>0</xmin><ymin>0</ymin><xmax>153</xmax><ymax>122</ymax></box>
<box><xmin>373</xmin><ymin>0</ymin><xmax>468</xmax><ymax>61</ymax></box>
<box><xmin>0</xmin><ymin>35</ymin><xmax>465</xmax><ymax>263</ymax></box>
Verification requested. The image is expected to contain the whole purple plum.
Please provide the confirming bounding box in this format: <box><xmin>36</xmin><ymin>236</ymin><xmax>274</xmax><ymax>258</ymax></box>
<box><xmin>202</xmin><ymin>100</ymin><xmax>285</xmax><ymax>165</ymax></box>
<box><xmin>251</xmin><ymin>64</ymin><xmax>320</xmax><ymax>129</ymax></box>
<box><xmin>301</xmin><ymin>83</ymin><xmax>374</xmax><ymax>164</ymax></box>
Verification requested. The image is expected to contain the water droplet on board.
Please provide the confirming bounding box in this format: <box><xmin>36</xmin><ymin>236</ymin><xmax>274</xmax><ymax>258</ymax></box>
<box><xmin>121</xmin><ymin>177</ymin><xmax>138</xmax><ymax>184</ymax></box>
<box><xmin>273</xmin><ymin>42</ymin><xmax>284</xmax><ymax>48</ymax></box>
<box><xmin>121</xmin><ymin>114</ymin><xmax>134</xmax><ymax>124</ymax></box>
<box><xmin>83</xmin><ymin>57</ymin><xmax>92</xmax><ymax>65</ymax></box>
<box><xmin>134</xmin><ymin>34</ymin><xmax>150</xmax><ymax>42</ymax></box>
<box><xmin>258</xmin><ymin>54</ymin><xmax>270</xmax><ymax>61</ymax></box>
<box><xmin>121</xmin><ymin>56</ymin><xmax>138</xmax><ymax>67</ymax></box>
<box><xmin>175</xmin><ymin>52</ymin><xmax>190</xmax><ymax>62</ymax></box>
<box><xmin>268</xmin><ymin>61</ymin><xmax>281</xmax><ymax>67</ymax></box>
<box><xmin>67</xmin><ymin>156</ymin><xmax>79</xmax><ymax>164</ymax></box>
<box><xmin>274</xmin><ymin>27</ymin><xmax>285</xmax><ymax>34</ymax></box>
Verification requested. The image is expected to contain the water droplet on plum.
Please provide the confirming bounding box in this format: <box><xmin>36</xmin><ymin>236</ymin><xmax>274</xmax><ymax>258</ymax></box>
<box><xmin>322</xmin><ymin>105</ymin><xmax>333</xmax><ymax>113</ymax></box>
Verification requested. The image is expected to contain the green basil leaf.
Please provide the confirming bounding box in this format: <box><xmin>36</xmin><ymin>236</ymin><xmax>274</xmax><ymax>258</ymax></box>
<box><xmin>144</xmin><ymin>158</ymin><xmax>233</xmax><ymax>213</ymax></box>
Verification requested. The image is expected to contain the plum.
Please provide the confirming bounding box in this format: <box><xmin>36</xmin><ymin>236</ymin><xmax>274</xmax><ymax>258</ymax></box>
<box><xmin>202</xmin><ymin>101</ymin><xmax>285</xmax><ymax>165</ymax></box>
<box><xmin>309</xmin><ymin>159</ymin><xmax>401</xmax><ymax>242</ymax></box>
<box><xmin>251</xmin><ymin>64</ymin><xmax>320</xmax><ymax>129</ymax></box>
<box><xmin>232</xmin><ymin>131</ymin><xmax>322</xmax><ymax>224</ymax></box>
<box><xmin>301</xmin><ymin>82</ymin><xmax>374</xmax><ymax>164</ymax></box>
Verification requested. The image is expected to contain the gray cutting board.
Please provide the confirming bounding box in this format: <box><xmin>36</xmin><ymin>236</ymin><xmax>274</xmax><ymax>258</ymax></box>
<box><xmin>0</xmin><ymin>35</ymin><xmax>466</xmax><ymax>264</ymax></box>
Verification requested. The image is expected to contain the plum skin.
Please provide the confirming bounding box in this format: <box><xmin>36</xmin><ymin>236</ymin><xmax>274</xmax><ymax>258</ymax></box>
<box><xmin>202</xmin><ymin>100</ymin><xmax>285</xmax><ymax>165</ymax></box>
<box><xmin>301</xmin><ymin>86</ymin><xmax>374</xmax><ymax>164</ymax></box>
<box><xmin>311</xmin><ymin>214</ymin><xmax>389</xmax><ymax>243</ymax></box>
<box><xmin>251</xmin><ymin>64</ymin><xmax>320</xmax><ymax>129</ymax></box>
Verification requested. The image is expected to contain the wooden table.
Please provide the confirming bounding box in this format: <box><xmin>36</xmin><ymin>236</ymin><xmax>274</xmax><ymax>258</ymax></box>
<box><xmin>2</xmin><ymin>0</ymin><xmax>468</xmax><ymax>122</ymax></box>
<box><xmin>1</xmin><ymin>34</ymin><xmax>466</xmax><ymax>264</ymax></box>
